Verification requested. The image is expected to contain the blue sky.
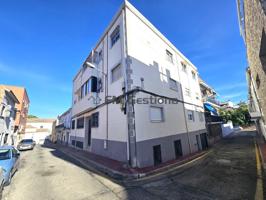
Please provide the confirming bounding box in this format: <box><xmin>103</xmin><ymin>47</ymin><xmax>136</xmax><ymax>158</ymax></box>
<box><xmin>0</xmin><ymin>0</ymin><xmax>247</xmax><ymax>118</ymax></box>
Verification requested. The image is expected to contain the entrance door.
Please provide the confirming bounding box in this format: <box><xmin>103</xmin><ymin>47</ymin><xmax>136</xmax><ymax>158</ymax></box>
<box><xmin>87</xmin><ymin>118</ymin><xmax>92</xmax><ymax>146</ymax></box>
<box><xmin>153</xmin><ymin>145</ymin><xmax>162</xmax><ymax>166</ymax></box>
<box><xmin>196</xmin><ymin>135</ymin><xmax>201</xmax><ymax>151</ymax></box>
<box><xmin>174</xmin><ymin>140</ymin><xmax>183</xmax><ymax>159</ymax></box>
<box><xmin>200</xmin><ymin>133</ymin><xmax>208</xmax><ymax>150</ymax></box>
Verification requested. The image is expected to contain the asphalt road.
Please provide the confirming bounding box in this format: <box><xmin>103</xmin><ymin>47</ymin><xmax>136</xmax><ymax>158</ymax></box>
<box><xmin>3</xmin><ymin>131</ymin><xmax>260</xmax><ymax>200</ymax></box>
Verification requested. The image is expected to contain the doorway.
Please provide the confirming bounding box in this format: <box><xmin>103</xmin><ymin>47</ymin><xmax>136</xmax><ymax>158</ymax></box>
<box><xmin>87</xmin><ymin>118</ymin><xmax>92</xmax><ymax>146</ymax></box>
<box><xmin>174</xmin><ymin>140</ymin><xmax>183</xmax><ymax>159</ymax></box>
<box><xmin>200</xmin><ymin>133</ymin><xmax>208</xmax><ymax>150</ymax></box>
<box><xmin>153</xmin><ymin>145</ymin><xmax>162</xmax><ymax>166</ymax></box>
<box><xmin>196</xmin><ymin>135</ymin><xmax>201</xmax><ymax>151</ymax></box>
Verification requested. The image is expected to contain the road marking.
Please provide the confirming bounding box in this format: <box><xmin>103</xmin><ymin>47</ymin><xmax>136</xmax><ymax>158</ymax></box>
<box><xmin>255</xmin><ymin>141</ymin><xmax>263</xmax><ymax>200</ymax></box>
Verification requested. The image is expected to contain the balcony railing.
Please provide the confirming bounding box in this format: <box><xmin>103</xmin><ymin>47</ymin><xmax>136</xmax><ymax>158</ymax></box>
<box><xmin>203</xmin><ymin>96</ymin><xmax>220</xmax><ymax>106</ymax></box>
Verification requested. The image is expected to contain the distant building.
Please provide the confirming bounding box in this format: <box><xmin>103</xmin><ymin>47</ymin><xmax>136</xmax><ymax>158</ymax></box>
<box><xmin>199</xmin><ymin>79</ymin><xmax>223</xmax><ymax>144</ymax></box>
<box><xmin>4</xmin><ymin>85</ymin><xmax>30</xmax><ymax>141</ymax></box>
<box><xmin>24</xmin><ymin>118</ymin><xmax>56</xmax><ymax>144</ymax></box>
<box><xmin>220</xmin><ymin>101</ymin><xmax>235</xmax><ymax>110</ymax></box>
<box><xmin>237</xmin><ymin>0</ymin><xmax>266</xmax><ymax>137</ymax></box>
<box><xmin>55</xmin><ymin>108</ymin><xmax>71</xmax><ymax>145</ymax></box>
<box><xmin>0</xmin><ymin>85</ymin><xmax>19</xmax><ymax>145</ymax></box>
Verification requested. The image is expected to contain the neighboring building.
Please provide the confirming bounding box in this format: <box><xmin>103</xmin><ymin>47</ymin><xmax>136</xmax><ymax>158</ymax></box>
<box><xmin>70</xmin><ymin>1</ymin><xmax>206</xmax><ymax>168</ymax></box>
<box><xmin>24</xmin><ymin>118</ymin><xmax>56</xmax><ymax>144</ymax></box>
<box><xmin>220</xmin><ymin>101</ymin><xmax>236</xmax><ymax>110</ymax></box>
<box><xmin>0</xmin><ymin>85</ymin><xmax>19</xmax><ymax>145</ymax></box>
<box><xmin>4</xmin><ymin>85</ymin><xmax>30</xmax><ymax>142</ymax></box>
<box><xmin>237</xmin><ymin>0</ymin><xmax>266</xmax><ymax>138</ymax></box>
<box><xmin>199</xmin><ymin>79</ymin><xmax>223</xmax><ymax>144</ymax></box>
<box><xmin>55</xmin><ymin>108</ymin><xmax>71</xmax><ymax>145</ymax></box>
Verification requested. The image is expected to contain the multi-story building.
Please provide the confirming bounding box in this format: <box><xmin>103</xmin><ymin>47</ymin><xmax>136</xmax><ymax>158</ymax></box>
<box><xmin>24</xmin><ymin>118</ymin><xmax>56</xmax><ymax>144</ymax></box>
<box><xmin>71</xmin><ymin>1</ymin><xmax>207</xmax><ymax>168</ymax></box>
<box><xmin>237</xmin><ymin>0</ymin><xmax>266</xmax><ymax>138</ymax></box>
<box><xmin>55</xmin><ymin>108</ymin><xmax>71</xmax><ymax>145</ymax></box>
<box><xmin>199</xmin><ymin>78</ymin><xmax>223</xmax><ymax>144</ymax></box>
<box><xmin>4</xmin><ymin>85</ymin><xmax>30</xmax><ymax>142</ymax></box>
<box><xmin>0</xmin><ymin>85</ymin><xmax>19</xmax><ymax>145</ymax></box>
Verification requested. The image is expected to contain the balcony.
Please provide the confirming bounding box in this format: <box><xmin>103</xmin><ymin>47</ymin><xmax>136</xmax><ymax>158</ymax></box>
<box><xmin>202</xmin><ymin>96</ymin><xmax>220</xmax><ymax>107</ymax></box>
<box><xmin>248</xmin><ymin>100</ymin><xmax>262</xmax><ymax>119</ymax></box>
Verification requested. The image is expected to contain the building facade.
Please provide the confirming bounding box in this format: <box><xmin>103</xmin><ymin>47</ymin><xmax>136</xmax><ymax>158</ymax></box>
<box><xmin>4</xmin><ymin>85</ymin><xmax>30</xmax><ymax>142</ymax></box>
<box><xmin>24</xmin><ymin>118</ymin><xmax>56</xmax><ymax>144</ymax></box>
<box><xmin>237</xmin><ymin>0</ymin><xmax>266</xmax><ymax>138</ymax></box>
<box><xmin>0</xmin><ymin>85</ymin><xmax>19</xmax><ymax>145</ymax></box>
<box><xmin>70</xmin><ymin>1</ymin><xmax>207</xmax><ymax>168</ymax></box>
<box><xmin>199</xmin><ymin>79</ymin><xmax>223</xmax><ymax>144</ymax></box>
<box><xmin>55</xmin><ymin>108</ymin><xmax>71</xmax><ymax>145</ymax></box>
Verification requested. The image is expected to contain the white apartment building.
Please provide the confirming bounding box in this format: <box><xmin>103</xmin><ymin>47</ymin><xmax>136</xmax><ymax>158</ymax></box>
<box><xmin>55</xmin><ymin>108</ymin><xmax>72</xmax><ymax>145</ymax></box>
<box><xmin>70</xmin><ymin>1</ymin><xmax>207</xmax><ymax>168</ymax></box>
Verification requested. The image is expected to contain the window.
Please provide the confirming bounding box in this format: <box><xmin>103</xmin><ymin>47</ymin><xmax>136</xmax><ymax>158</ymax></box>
<box><xmin>91</xmin><ymin>112</ymin><xmax>99</xmax><ymax>127</ymax></box>
<box><xmin>256</xmin><ymin>73</ymin><xmax>261</xmax><ymax>89</ymax></box>
<box><xmin>181</xmin><ymin>62</ymin><xmax>187</xmax><ymax>72</ymax></box>
<box><xmin>198</xmin><ymin>112</ymin><xmax>204</xmax><ymax>122</ymax></box>
<box><xmin>150</xmin><ymin>106</ymin><xmax>164</xmax><ymax>122</ymax></box>
<box><xmin>110</xmin><ymin>25</ymin><xmax>120</xmax><ymax>47</ymax></box>
<box><xmin>196</xmin><ymin>92</ymin><xmax>200</xmax><ymax>100</ymax></box>
<box><xmin>185</xmin><ymin>88</ymin><xmax>191</xmax><ymax>96</ymax></box>
<box><xmin>111</xmin><ymin>64</ymin><xmax>122</xmax><ymax>83</ymax></box>
<box><xmin>166</xmin><ymin>50</ymin><xmax>173</xmax><ymax>63</ymax></box>
<box><xmin>77</xmin><ymin>117</ymin><xmax>84</xmax><ymax>129</ymax></box>
<box><xmin>0</xmin><ymin>105</ymin><xmax>5</xmax><ymax>117</ymax></box>
<box><xmin>72</xmin><ymin>120</ymin><xmax>75</xmax><ymax>130</ymax></box>
<box><xmin>192</xmin><ymin>71</ymin><xmax>196</xmax><ymax>79</ymax></box>
<box><xmin>260</xmin><ymin>29</ymin><xmax>266</xmax><ymax>73</ymax></box>
<box><xmin>187</xmin><ymin>110</ymin><xmax>194</xmax><ymax>121</ymax></box>
<box><xmin>169</xmin><ymin>78</ymin><xmax>178</xmax><ymax>91</ymax></box>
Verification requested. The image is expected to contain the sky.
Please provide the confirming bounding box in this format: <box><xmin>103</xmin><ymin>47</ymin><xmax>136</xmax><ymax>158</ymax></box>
<box><xmin>0</xmin><ymin>0</ymin><xmax>247</xmax><ymax>118</ymax></box>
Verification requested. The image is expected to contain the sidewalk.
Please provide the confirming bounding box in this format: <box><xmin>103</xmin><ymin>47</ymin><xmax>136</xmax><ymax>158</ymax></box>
<box><xmin>45</xmin><ymin>141</ymin><xmax>209</xmax><ymax>181</ymax></box>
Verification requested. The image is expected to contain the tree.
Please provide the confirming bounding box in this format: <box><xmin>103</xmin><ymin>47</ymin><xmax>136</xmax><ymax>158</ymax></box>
<box><xmin>219</xmin><ymin>104</ymin><xmax>251</xmax><ymax>126</ymax></box>
<box><xmin>28</xmin><ymin>115</ymin><xmax>38</xmax><ymax>119</ymax></box>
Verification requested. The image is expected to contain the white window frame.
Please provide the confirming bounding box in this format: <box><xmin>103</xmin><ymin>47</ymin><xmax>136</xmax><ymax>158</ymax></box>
<box><xmin>150</xmin><ymin>106</ymin><xmax>164</xmax><ymax>122</ymax></box>
<box><xmin>187</xmin><ymin>110</ymin><xmax>194</xmax><ymax>121</ymax></box>
<box><xmin>169</xmin><ymin>78</ymin><xmax>178</xmax><ymax>91</ymax></box>
<box><xmin>198</xmin><ymin>112</ymin><xmax>204</xmax><ymax>122</ymax></box>
<box><xmin>181</xmin><ymin>62</ymin><xmax>187</xmax><ymax>73</ymax></box>
<box><xmin>110</xmin><ymin>25</ymin><xmax>120</xmax><ymax>47</ymax></box>
<box><xmin>185</xmin><ymin>88</ymin><xmax>191</xmax><ymax>97</ymax></box>
<box><xmin>111</xmin><ymin>63</ymin><xmax>122</xmax><ymax>83</ymax></box>
<box><xmin>166</xmin><ymin>50</ymin><xmax>173</xmax><ymax>63</ymax></box>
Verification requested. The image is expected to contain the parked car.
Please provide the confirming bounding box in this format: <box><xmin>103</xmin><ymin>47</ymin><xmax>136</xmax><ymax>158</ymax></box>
<box><xmin>0</xmin><ymin>167</ymin><xmax>5</xmax><ymax>198</ymax></box>
<box><xmin>0</xmin><ymin>146</ymin><xmax>20</xmax><ymax>185</ymax></box>
<box><xmin>17</xmin><ymin>139</ymin><xmax>35</xmax><ymax>151</ymax></box>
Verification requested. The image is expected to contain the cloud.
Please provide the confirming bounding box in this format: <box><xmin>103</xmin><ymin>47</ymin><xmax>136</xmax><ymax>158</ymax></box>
<box><xmin>0</xmin><ymin>62</ymin><xmax>49</xmax><ymax>81</ymax></box>
<box><xmin>216</xmin><ymin>82</ymin><xmax>247</xmax><ymax>92</ymax></box>
<box><xmin>0</xmin><ymin>62</ymin><xmax>71</xmax><ymax>93</ymax></box>
<box><xmin>222</xmin><ymin>92</ymin><xmax>246</xmax><ymax>99</ymax></box>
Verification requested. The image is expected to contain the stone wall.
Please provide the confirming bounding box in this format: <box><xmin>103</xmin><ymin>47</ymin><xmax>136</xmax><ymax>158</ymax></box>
<box><xmin>244</xmin><ymin>0</ymin><xmax>266</xmax><ymax>123</ymax></box>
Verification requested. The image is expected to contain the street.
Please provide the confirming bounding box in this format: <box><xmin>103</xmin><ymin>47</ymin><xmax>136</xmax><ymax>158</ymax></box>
<box><xmin>3</xmin><ymin>131</ymin><xmax>260</xmax><ymax>200</ymax></box>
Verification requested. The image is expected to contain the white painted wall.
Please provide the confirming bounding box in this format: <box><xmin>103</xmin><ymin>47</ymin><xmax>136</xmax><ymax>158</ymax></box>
<box><xmin>24</xmin><ymin>121</ymin><xmax>54</xmax><ymax>144</ymax></box>
<box><xmin>125</xmin><ymin>5</ymin><xmax>205</xmax><ymax>141</ymax></box>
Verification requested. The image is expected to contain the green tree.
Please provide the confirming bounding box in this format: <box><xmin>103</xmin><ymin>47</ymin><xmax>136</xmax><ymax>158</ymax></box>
<box><xmin>219</xmin><ymin>104</ymin><xmax>251</xmax><ymax>126</ymax></box>
<box><xmin>28</xmin><ymin>114</ymin><xmax>38</xmax><ymax>119</ymax></box>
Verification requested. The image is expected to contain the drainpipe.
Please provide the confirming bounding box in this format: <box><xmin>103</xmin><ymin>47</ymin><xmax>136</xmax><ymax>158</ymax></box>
<box><xmin>176</xmin><ymin>60</ymin><xmax>192</xmax><ymax>154</ymax></box>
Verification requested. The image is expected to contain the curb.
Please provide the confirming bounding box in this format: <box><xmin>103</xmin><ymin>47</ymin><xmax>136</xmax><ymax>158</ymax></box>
<box><xmin>256</xmin><ymin>139</ymin><xmax>266</xmax><ymax>170</ymax></box>
<box><xmin>53</xmin><ymin>144</ymin><xmax>211</xmax><ymax>181</ymax></box>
